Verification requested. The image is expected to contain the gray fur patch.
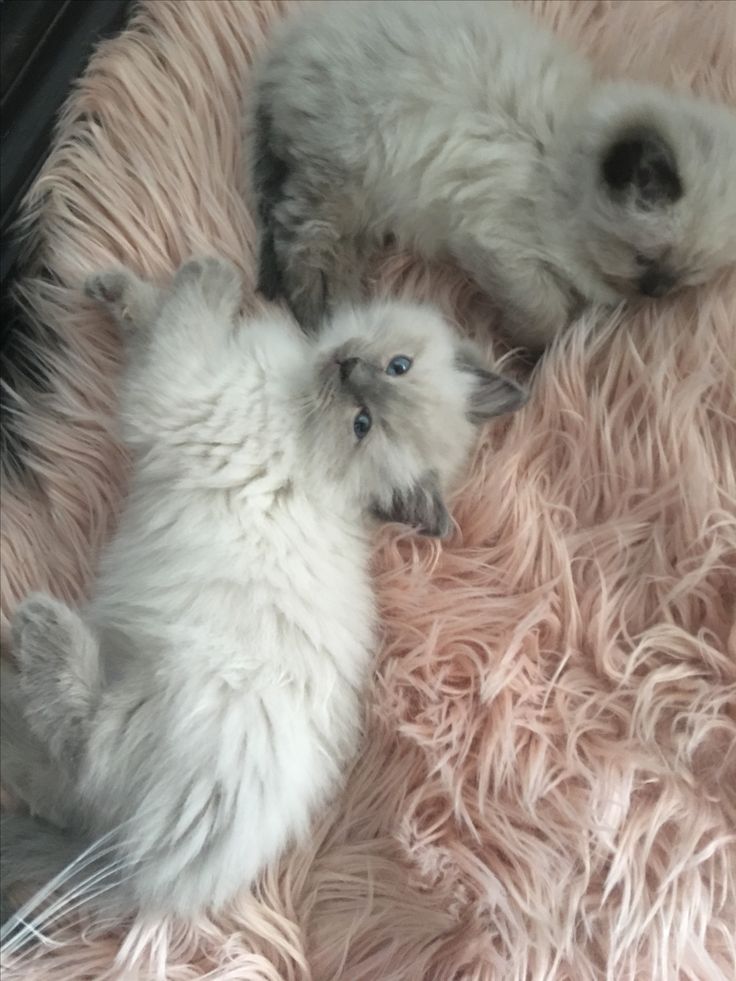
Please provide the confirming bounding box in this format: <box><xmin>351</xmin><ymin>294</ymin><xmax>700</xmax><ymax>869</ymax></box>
<box><xmin>252</xmin><ymin>105</ymin><xmax>291</xmax><ymax>301</ymax></box>
<box><xmin>602</xmin><ymin>127</ymin><xmax>683</xmax><ymax>205</ymax></box>
<box><xmin>455</xmin><ymin>347</ymin><xmax>529</xmax><ymax>422</ymax></box>
<box><xmin>372</xmin><ymin>470</ymin><xmax>450</xmax><ymax>538</ymax></box>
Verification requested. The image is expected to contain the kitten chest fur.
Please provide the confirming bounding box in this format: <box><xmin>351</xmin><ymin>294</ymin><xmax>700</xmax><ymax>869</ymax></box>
<box><xmin>78</xmin><ymin>320</ymin><xmax>376</xmax><ymax>913</ymax></box>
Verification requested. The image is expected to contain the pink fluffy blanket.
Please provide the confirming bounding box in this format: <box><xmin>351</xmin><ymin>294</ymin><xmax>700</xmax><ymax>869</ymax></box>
<box><xmin>1</xmin><ymin>1</ymin><xmax>735</xmax><ymax>978</ymax></box>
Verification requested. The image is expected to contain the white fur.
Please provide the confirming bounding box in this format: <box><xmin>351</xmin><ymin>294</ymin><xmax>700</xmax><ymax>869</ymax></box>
<box><xmin>78</xmin><ymin>313</ymin><xmax>376</xmax><ymax>914</ymax></box>
<box><xmin>3</xmin><ymin>258</ymin><xmax>525</xmax><ymax>922</ymax></box>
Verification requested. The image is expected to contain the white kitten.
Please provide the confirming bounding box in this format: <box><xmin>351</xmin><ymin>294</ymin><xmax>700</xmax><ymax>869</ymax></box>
<box><xmin>249</xmin><ymin>0</ymin><xmax>736</xmax><ymax>349</ymax></box>
<box><xmin>0</xmin><ymin>257</ymin><xmax>526</xmax><ymax>933</ymax></box>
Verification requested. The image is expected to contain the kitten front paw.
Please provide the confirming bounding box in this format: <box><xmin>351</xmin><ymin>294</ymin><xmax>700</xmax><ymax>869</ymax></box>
<box><xmin>85</xmin><ymin>269</ymin><xmax>138</xmax><ymax>327</ymax></box>
<box><xmin>173</xmin><ymin>256</ymin><xmax>242</xmax><ymax>312</ymax></box>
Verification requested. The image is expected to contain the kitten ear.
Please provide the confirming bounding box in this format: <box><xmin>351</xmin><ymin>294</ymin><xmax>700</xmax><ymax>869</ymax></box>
<box><xmin>601</xmin><ymin>128</ymin><xmax>682</xmax><ymax>206</ymax></box>
<box><xmin>373</xmin><ymin>471</ymin><xmax>451</xmax><ymax>539</ymax></box>
<box><xmin>455</xmin><ymin>346</ymin><xmax>528</xmax><ymax>423</ymax></box>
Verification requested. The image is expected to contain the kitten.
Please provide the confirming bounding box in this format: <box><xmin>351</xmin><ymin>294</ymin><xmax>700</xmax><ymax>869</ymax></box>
<box><xmin>0</xmin><ymin>256</ymin><xmax>526</xmax><ymax>933</ymax></box>
<box><xmin>248</xmin><ymin>0</ymin><xmax>736</xmax><ymax>350</ymax></box>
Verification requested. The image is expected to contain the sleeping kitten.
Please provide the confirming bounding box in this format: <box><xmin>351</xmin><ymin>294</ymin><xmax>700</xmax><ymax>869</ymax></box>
<box><xmin>0</xmin><ymin>256</ymin><xmax>526</xmax><ymax>932</ymax></box>
<box><xmin>248</xmin><ymin>0</ymin><xmax>736</xmax><ymax>350</ymax></box>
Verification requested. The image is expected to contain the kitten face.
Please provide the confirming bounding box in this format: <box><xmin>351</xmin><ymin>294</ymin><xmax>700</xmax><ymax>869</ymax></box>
<box><xmin>297</xmin><ymin>303</ymin><xmax>527</xmax><ymax>535</ymax></box>
<box><xmin>597</xmin><ymin>126</ymin><xmax>683</xmax><ymax>296</ymax></box>
<box><xmin>564</xmin><ymin>83</ymin><xmax>736</xmax><ymax>302</ymax></box>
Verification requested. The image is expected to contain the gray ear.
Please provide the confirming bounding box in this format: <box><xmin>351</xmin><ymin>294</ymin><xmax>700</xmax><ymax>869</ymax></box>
<box><xmin>456</xmin><ymin>346</ymin><xmax>528</xmax><ymax>423</ymax></box>
<box><xmin>373</xmin><ymin>471</ymin><xmax>451</xmax><ymax>539</ymax></box>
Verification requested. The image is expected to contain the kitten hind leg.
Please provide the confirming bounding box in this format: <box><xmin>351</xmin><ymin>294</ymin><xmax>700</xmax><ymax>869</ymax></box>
<box><xmin>11</xmin><ymin>594</ymin><xmax>101</xmax><ymax>763</ymax></box>
<box><xmin>0</xmin><ymin>660</ymin><xmax>79</xmax><ymax>827</ymax></box>
<box><xmin>453</xmin><ymin>238</ymin><xmax>577</xmax><ymax>351</ymax></box>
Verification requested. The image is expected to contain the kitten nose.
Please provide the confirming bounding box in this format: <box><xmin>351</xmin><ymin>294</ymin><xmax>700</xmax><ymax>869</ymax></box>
<box><xmin>339</xmin><ymin>358</ymin><xmax>359</xmax><ymax>382</ymax></box>
<box><xmin>638</xmin><ymin>268</ymin><xmax>676</xmax><ymax>298</ymax></box>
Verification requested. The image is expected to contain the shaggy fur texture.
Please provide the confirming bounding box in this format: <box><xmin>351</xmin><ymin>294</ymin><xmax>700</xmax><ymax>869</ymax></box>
<box><xmin>247</xmin><ymin>0</ymin><xmax>736</xmax><ymax>346</ymax></box>
<box><xmin>2</xmin><ymin>260</ymin><xmax>522</xmax><ymax>927</ymax></box>
<box><xmin>1</xmin><ymin>1</ymin><xmax>735</xmax><ymax>978</ymax></box>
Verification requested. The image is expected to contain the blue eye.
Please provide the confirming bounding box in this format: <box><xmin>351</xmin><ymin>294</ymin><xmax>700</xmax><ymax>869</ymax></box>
<box><xmin>353</xmin><ymin>408</ymin><xmax>372</xmax><ymax>440</ymax></box>
<box><xmin>386</xmin><ymin>355</ymin><xmax>412</xmax><ymax>377</ymax></box>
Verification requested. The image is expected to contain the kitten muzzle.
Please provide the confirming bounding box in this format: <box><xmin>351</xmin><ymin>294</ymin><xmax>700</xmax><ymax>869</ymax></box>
<box><xmin>638</xmin><ymin>267</ymin><xmax>677</xmax><ymax>298</ymax></box>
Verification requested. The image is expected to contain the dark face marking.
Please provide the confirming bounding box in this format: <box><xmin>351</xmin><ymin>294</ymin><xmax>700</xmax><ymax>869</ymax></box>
<box><xmin>337</xmin><ymin>357</ymin><xmax>396</xmax><ymax>421</ymax></box>
<box><xmin>602</xmin><ymin>127</ymin><xmax>683</xmax><ymax>206</ymax></box>
<box><xmin>339</xmin><ymin>357</ymin><xmax>359</xmax><ymax>383</ymax></box>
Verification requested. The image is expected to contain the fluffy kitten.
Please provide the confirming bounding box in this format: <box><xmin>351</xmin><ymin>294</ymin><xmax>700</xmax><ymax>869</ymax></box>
<box><xmin>0</xmin><ymin>256</ymin><xmax>526</xmax><ymax>932</ymax></box>
<box><xmin>249</xmin><ymin>0</ymin><xmax>736</xmax><ymax>349</ymax></box>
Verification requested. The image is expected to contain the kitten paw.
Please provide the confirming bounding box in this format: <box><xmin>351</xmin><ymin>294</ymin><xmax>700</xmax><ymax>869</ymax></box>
<box><xmin>85</xmin><ymin>269</ymin><xmax>129</xmax><ymax>304</ymax></box>
<box><xmin>85</xmin><ymin>269</ymin><xmax>138</xmax><ymax>326</ymax></box>
<box><xmin>11</xmin><ymin>594</ymin><xmax>79</xmax><ymax>678</ymax></box>
<box><xmin>173</xmin><ymin>256</ymin><xmax>242</xmax><ymax>310</ymax></box>
<box><xmin>11</xmin><ymin>595</ymin><xmax>99</xmax><ymax>758</ymax></box>
<box><xmin>86</xmin><ymin>268</ymin><xmax>165</xmax><ymax>333</ymax></box>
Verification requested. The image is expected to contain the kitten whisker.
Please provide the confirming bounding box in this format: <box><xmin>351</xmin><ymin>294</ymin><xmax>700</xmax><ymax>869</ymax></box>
<box><xmin>0</xmin><ymin>806</ymin><xmax>165</xmax><ymax>953</ymax></box>
<box><xmin>2</xmin><ymin>854</ymin><xmax>146</xmax><ymax>956</ymax></box>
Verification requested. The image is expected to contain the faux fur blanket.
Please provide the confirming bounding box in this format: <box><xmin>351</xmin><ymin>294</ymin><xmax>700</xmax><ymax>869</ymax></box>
<box><xmin>1</xmin><ymin>2</ymin><xmax>735</xmax><ymax>978</ymax></box>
